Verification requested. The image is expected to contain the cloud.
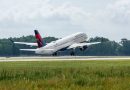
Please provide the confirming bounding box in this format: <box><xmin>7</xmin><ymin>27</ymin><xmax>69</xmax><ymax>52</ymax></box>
<box><xmin>0</xmin><ymin>0</ymin><xmax>92</xmax><ymax>38</ymax></box>
<box><xmin>0</xmin><ymin>0</ymin><xmax>53</xmax><ymax>23</ymax></box>
<box><xmin>0</xmin><ymin>0</ymin><xmax>130</xmax><ymax>41</ymax></box>
<box><xmin>107</xmin><ymin>0</ymin><xmax>130</xmax><ymax>25</ymax></box>
<box><xmin>0</xmin><ymin>0</ymin><xmax>91</xmax><ymax>30</ymax></box>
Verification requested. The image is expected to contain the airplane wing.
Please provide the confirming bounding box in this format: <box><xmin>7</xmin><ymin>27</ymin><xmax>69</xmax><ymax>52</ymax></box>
<box><xmin>14</xmin><ymin>42</ymin><xmax>38</xmax><ymax>47</ymax></box>
<box><xmin>68</xmin><ymin>42</ymin><xmax>101</xmax><ymax>49</ymax></box>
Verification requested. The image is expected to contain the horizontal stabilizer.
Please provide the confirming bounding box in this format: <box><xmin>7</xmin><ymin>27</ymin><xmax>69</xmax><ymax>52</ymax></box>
<box><xmin>14</xmin><ymin>42</ymin><xmax>38</xmax><ymax>46</ymax></box>
<box><xmin>20</xmin><ymin>49</ymin><xmax>37</xmax><ymax>52</ymax></box>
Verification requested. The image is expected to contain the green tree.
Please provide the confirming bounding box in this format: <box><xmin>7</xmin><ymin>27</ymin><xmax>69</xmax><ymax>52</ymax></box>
<box><xmin>118</xmin><ymin>38</ymin><xmax>130</xmax><ymax>56</ymax></box>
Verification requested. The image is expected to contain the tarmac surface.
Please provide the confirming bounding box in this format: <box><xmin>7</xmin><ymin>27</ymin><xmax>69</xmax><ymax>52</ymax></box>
<box><xmin>0</xmin><ymin>56</ymin><xmax>130</xmax><ymax>62</ymax></box>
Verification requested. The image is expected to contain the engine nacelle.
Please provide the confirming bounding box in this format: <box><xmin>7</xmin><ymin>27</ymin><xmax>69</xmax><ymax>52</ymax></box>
<box><xmin>80</xmin><ymin>46</ymin><xmax>88</xmax><ymax>51</ymax></box>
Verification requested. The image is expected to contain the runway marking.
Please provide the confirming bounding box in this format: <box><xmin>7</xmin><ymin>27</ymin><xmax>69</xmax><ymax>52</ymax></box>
<box><xmin>0</xmin><ymin>56</ymin><xmax>130</xmax><ymax>62</ymax></box>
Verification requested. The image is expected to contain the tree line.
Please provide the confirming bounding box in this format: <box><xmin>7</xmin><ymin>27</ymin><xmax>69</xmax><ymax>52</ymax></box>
<box><xmin>0</xmin><ymin>35</ymin><xmax>130</xmax><ymax>56</ymax></box>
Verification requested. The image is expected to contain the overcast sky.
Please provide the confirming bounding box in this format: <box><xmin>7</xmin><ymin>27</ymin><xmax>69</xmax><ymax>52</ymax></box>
<box><xmin>0</xmin><ymin>0</ymin><xmax>130</xmax><ymax>41</ymax></box>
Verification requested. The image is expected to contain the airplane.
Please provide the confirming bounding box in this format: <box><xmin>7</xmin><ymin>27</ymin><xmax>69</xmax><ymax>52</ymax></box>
<box><xmin>14</xmin><ymin>30</ymin><xmax>101</xmax><ymax>56</ymax></box>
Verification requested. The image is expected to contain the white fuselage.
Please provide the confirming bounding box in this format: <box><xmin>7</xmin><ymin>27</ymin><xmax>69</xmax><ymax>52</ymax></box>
<box><xmin>35</xmin><ymin>32</ymin><xmax>87</xmax><ymax>55</ymax></box>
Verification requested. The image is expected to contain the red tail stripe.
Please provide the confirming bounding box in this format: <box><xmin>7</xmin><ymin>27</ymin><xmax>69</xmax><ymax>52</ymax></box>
<box><xmin>34</xmin><ymin>30</ymin><xmax>44</xmax><ymax>48</ymax></box>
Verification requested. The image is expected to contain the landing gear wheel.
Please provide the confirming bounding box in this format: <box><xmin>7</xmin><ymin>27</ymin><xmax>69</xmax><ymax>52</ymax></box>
<box><xmin>70</xmin><ymin>51</ymin><xmax>75</xmax><ymax>56</ymax></box>
<box><xmin>53</xmin><ymin>52</ymin><xmax>57</xmax><ymax>56</ymax></box>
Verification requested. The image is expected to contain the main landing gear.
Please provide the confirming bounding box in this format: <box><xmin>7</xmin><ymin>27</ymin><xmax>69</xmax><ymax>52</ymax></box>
<box><xmin>70</xmin><ymin>49</ymin><xmax>75</xmax><ymax>56</ymax></box>
<box><xmin>52</xmin><ymin>49</ymin><xmax>76</xmax><ymax>56</ymax></box>
<box><xmin>52</xmin><ymin>52</ymin><xmax>58</xmax><ymax>56</ymax></box>
<box><xmin>70</xmin><ymin>51</ymin><xmax>75</xmax><ymax>56</ymax></box>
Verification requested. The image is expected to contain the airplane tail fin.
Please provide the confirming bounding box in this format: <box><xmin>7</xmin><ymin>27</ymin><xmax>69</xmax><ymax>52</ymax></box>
<box><xmin>34</xmin><ymin>30</ymin><xmax>45</xmax><ymax>48</ymax></box>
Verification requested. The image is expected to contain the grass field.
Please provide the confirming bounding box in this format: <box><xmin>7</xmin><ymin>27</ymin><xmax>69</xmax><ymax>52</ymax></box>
<box><xmin>0</xmin><ymin>60</ymin><xmax>130</xmax><ymax>90</ymax></box>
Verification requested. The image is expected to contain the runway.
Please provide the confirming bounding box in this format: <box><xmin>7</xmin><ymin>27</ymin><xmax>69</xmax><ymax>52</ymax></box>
<box><xmin>0</xmin><ymin>56</ymin><xmax>130</xmax><ymax>62</ymax></box>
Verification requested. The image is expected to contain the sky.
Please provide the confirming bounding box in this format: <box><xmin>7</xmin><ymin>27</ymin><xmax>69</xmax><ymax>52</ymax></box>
<box><xmin>0</xmin><ymin>0</ymin><xmax>130</xmax><ymax>41</ymax></box>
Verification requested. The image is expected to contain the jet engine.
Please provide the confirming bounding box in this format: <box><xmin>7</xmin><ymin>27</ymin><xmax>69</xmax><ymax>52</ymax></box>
<box><xmin>80</xmin><ymin>46</ymin><xmax>88</xmax><ymax>51</ymax></box>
